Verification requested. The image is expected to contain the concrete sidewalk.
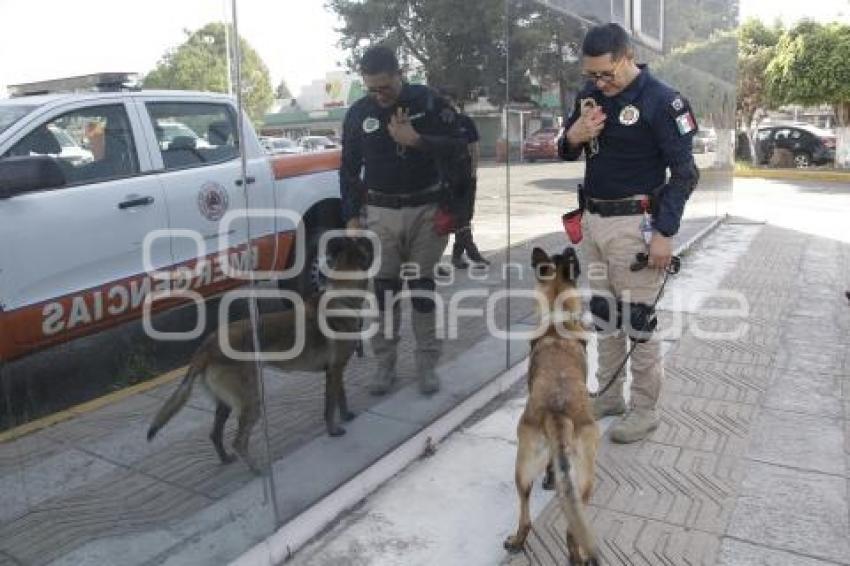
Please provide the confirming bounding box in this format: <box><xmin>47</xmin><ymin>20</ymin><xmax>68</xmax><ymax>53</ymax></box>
<box><xmin>506</xmin><ymin>222</ymin><xmax>850</xmax><ymax>565</ymax></box>
<box><xmin>285</xmin><ymin>221</ymin><xmax>850</xmax><ymax>566</ymax></box>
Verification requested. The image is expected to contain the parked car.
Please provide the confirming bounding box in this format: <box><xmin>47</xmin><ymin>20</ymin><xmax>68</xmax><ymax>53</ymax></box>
<box><xmin>755</xmin><ymin>124</ymin><xmax>836</xmax><ymax>167</ymax></box>
<box><xmin>692</xmin><ymin>128</ymin><xmax>717</xmax><ymax>154</ymax></box>
<box><xmin>522</xmin><ymin>128</ymin><xmax>561</xmax><ymax>162</ymax></box>
<box><xmin>0</xmin><ymin>76</ymin><xmax>343</xmax><ymax>364</ymax></box>
<box><xmin>260</xmin><ymin>136</ymin><xmax>302</xmax><ymax>155</ymax></box>
<box><xmin>298</xmin><ymin>135</ymin><xmax>338</xmax><ymax>152</ymax></box>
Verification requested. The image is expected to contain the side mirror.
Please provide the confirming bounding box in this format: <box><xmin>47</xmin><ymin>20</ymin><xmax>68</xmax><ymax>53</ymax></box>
<box><xmin>0</xmin><ymin>156</ymin><xmax>67</xmax><ymax>199</ymax></box>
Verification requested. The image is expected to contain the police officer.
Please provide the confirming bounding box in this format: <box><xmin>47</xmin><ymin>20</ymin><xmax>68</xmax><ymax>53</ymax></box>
<box><xmin>438</xmin><ymin>88</ymin><xmax>490</xmax><ymax>269</ymax></box>
<box><xmin>560</xmin><ymin>23</ymin><xmax>699</xmax><ymax>443</ymax></box>
<box><xmin>341</xmin><ymin>46</ymin><xmax>465</xmax><ymax>396</ymax></box>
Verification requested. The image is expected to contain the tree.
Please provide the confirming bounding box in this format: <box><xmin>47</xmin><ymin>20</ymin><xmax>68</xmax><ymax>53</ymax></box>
<box><xmin>510</xmin><ymin>5</ymin><xmax>585</xmax><ymax>118</ymax></box>
<box><xmin>654</xmin><ymin>31</ymin><xmax>737</xmax><ymax>165</ymax></box>
<box><xmin>737</xmin><ymin>19</ymin><xmax>783</xmax><ymax>130</ymax></box>
<box><xmin>275</xmin><ymin>79</ymin><xmax>292</xmax><ymax>99</ymax></box>
<box><xmin>664</xmin><ymin>0</ymin><xmax>739</xmax><ymax>51</ymax></box>
<box><xmin>144</xmin><ymin>23</ymin><xmax>273</xmax><ymax>123</ymax></box>
<box><xmin>765</xmin><ymin>21</ymin><xmax>850</xmax><ymax>166</ymax></box>
<box><xmin>329</xmin><ymin>0</ymin><xmax>507</xmax><ymax>105</ymax></box>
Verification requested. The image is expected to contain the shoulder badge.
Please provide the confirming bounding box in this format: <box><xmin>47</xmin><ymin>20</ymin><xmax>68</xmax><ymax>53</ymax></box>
<box><xmin>671</xmin><ymin>97</ymin><xmax>685</xmax><ymax>112</ymax></box>
<box><xmin>619</xmin><ymin>104</ymin><xmax>640</xmax><ymax>126</ymax></box>
<box><xmin>362</xmin><ymin>117</ymin><xmax>380</xmax><ymax>134</ymax></box>
<box><xmin>440</xmin><ymin>107</ymin><xmax>456</xmax><ymax>124</ymax></box>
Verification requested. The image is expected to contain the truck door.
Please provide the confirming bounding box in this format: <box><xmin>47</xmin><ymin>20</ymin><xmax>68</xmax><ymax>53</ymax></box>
<box><xmin>0</xmin><ymin>99</ymin><xmax>172</xmax><ymax>360</ymax></box>
<box><xmin>137</xmin><ymin>99</ymin><xmax>279</xmax><ymax>288</ymax></box>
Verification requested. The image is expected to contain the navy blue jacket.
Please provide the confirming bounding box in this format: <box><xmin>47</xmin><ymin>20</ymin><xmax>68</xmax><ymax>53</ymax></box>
<box><xmin>559</xmin><ymin>65</ymin><xmax>699</xmax><ymax>236</ymax></box>
<box><xmin>340</xmin><ymin>84</ymin><xmax>465</xmax><ymax>222</ymax></box>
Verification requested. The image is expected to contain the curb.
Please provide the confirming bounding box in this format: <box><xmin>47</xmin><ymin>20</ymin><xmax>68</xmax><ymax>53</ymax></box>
<box><xmin>0</xmin><ymin>365</ymin><xmax>186</xmax><ymax>444</ymax></box>
<box><xmin>675</xmin><ymin>215</ymin><xmax>725</xmax><ymax>257</ymax></box>
<box><xmin>231</xmin><ymin>359</ymin><xmax>529</xmax><ymax>566</ymax></box>
<box><xmin>232</xmin><ymin>216</ymin><xmax>728</xmax><ymax>566</ymax></box>
<box><xmin>734</xmin><ymin>168</ymin><xmax>850</xmax><ymax>183</ymax></box>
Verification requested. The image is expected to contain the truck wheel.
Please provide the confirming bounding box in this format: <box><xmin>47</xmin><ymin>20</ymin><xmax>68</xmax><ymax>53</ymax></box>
<box><xmin>280</xmin><ymin>227</ymin><xmax>329</xmax><ymax>297</ymax></box>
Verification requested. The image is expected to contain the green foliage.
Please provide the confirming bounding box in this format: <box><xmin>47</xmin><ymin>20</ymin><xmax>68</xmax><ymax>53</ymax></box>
<box><xmin>328</xmin><ymin>0</ymin><xmax>507</xmax><ymax>104</ymax></box>
<box><xmin>765</xmin><ymin>20</ymin><xmax>850</xmax><ymax>125</ymax></box>
<box><xmin>737</xmin><ymin>18</ymin><xmax>784</xmax><ymax>127</ymax></box>
<box><xmin>327</xmin><ymin>0</ymin><xmax>589</xmax><ymax>110</ymax></box>
<box><xmin>664</xmin><ymin>0</ymin><xmax>739</xmax><ymax>51</ymax></box>
<box><xmin>654</xmin><ymin>31</ymin><xmax>737</xmax><ymax>127</ymax></box>
<box><xmin>144</xmin><ymin>23</ymin><xmax>273</xmax><ymax>123</ymax></box>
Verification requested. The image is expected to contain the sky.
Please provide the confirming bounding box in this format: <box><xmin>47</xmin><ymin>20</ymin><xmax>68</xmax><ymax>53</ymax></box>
<box><xmin>0</xmin><ymin>0</ymin><xmax>848</xmax><ymax>99</ymax></box>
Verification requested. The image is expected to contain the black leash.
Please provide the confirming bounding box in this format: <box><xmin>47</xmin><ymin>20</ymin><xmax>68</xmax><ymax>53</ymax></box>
<box><xmin>590</xmin><ymin>254</ymin><xmax>681</xmax><ymax>399</ymax></box>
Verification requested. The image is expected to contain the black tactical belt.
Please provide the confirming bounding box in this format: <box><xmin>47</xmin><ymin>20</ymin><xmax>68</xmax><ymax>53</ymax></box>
<box><xmin>367</xmin><ymin>186</ymin><xmax>445</xmax><ymax>209</ymax></box>
<box><xmin>586</xmin><ymin>196</ymin><xmax>651</xmax><ymax>217</ymax></box>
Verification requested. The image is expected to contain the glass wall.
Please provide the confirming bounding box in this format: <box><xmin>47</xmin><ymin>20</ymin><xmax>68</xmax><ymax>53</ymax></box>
<box><xmin>0</xmin><ymin>0</ymin><xmax>734</xmax><ymax>563</ymax></box>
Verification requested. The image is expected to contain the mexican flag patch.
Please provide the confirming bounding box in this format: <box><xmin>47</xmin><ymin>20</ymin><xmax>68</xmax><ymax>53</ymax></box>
<box><xmin>675</xmin><ymin>112</ymin><xmax>696</xmax><ymax>136</ymax></box>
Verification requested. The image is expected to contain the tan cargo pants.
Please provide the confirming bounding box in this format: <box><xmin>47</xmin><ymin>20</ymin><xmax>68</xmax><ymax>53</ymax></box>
<box><xmin>582</xmin><ymin>205</ymin><xmax>665</xmax><ymax>410</ymax></box>
<box><xmin>366</xmin><ymin>203</ymin><xmax>448</xmax><ymax>375</ymax></box>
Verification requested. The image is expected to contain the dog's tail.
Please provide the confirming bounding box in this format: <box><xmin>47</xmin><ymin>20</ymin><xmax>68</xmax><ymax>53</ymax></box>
<box><xmin>543</xmin><ymin>414</ymin><xmax>599</xmax><ymax>564</ymax></box>
<box><xmin>147</xmin><ymin>358</ymin><xmax>205</xmax><ymax>441</ymax></box>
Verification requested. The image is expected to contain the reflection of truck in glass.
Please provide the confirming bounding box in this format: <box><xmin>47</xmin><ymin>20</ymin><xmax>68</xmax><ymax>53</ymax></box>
<box><xmin>0</xmin><ymin>74</ymin><xmax>344</xmax><ymax>363</ymax></box>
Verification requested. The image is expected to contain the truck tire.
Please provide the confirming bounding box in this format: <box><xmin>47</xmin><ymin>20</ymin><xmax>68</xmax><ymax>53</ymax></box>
<box><xmin>280</xmin><ymin>227</ymin><xmax>329</xmax><ymax>297</ymax></box>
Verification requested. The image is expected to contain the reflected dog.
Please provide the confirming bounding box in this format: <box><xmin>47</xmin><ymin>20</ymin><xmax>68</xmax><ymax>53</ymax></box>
<box><xmin>146</xmin><ymin>237</ymin><xmax>373</xmax><ymax>472</ymax></box>
<box><xmin>504</xmin><ymin>246</ymin><xmax>600</xmax><ymax>566</ymax></box>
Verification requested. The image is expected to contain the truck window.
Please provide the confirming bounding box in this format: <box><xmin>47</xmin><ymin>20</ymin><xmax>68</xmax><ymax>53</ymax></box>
<box><xmin>1</xmin><ymin>104</ymin><xmax>139</xmax><ymax>187</ymax></box>
<box><xmin>146</xmin><ymin>102</ymin><xmax>239</xmax><ymax>170</ymax></box>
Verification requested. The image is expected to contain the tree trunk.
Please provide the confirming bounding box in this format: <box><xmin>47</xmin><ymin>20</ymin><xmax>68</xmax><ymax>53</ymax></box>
<box><xmin>715</xmin><ymin>128</ymin><xmax>734</xmax><ymax>167</ymax></box>
<box><xmin>833</xmin><ymin>102</ymin><xmax>850</xmax><ymax>169</ymax></box>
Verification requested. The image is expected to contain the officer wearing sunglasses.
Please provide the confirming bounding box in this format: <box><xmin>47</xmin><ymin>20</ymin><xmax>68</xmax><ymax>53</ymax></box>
<box><xmin>558</xmin><ymin>23</ymin><xmax>699</xmax><ymax>444</ymax></box>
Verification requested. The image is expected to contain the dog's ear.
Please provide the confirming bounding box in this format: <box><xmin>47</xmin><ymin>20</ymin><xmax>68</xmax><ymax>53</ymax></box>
<box><xmin>532</xmin><ymin>247</ymin><xmax>554</xmax><ymax>280</ymax></box>
<box><xmin>561</xmin><ymin>246</ymin><xmax>581</xmax><ymax>281</ymax></box>
<box><xmin>532</xmin><ymin>247</ymin><xmax>549</xmax><ymax>265</ymax></box>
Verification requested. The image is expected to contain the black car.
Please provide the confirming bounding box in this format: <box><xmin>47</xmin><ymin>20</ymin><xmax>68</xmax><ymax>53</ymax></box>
<box><xmin>755</xmin><ymin>125</ymin><xmax>836</xmax><ymax>167</ymax></box>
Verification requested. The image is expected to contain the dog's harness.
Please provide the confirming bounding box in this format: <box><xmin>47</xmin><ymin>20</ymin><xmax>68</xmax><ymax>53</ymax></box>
<box><xmin>591</xmin><ymin>254</ymin><xmax>681</xmax><ymax>399</ymax></box>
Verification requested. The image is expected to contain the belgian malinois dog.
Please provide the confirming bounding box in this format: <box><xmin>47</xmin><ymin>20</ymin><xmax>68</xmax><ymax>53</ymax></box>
<box><xmin>147</xmin><ymin>236</ymin><xmax>373</xmax><ymax>472</ymax></box>
<box><xmin>504</xmin><ymin>246</ymin><xmax>600</xmax><ymax>566</ymax></box>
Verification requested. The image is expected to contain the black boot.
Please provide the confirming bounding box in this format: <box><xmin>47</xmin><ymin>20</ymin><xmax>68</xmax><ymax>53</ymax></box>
<box><xmin>464</xmin><ymin>239</ymin><xmax>490</xmax><ymax>266</ymax></box>
<box><xmin>451</xmin><ymin>240</ymin><xmax>468</xmax><ymax>269</ymax></box>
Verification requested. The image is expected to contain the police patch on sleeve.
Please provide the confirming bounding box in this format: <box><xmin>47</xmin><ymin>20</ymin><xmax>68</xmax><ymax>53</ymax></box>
<box><xmin>671</xmin><ymin>97</ymin><xmax>685</xmax><ymax>112</ymax></box>
<box><xmin>675</xmin><ymin>112</ymin><xmax>696</xmax><ymax>136</ymax></box>
<box><xmin>362</xmin><ymin>117</ymin><xmax>380</xmax><ymax>133</ymax></box>
<box><xmin>440</xmin><ymin>108</ymin><xmax>456</xmax><ymax>124</ymax></box>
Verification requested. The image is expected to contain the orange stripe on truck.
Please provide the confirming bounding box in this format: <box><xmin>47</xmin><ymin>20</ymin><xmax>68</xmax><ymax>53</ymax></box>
<box><xmin>270</xmin><ymin>150</ymin><xmax>341</xmax><ymax>180</ymax></box>
<box><xmin>0</xmin><ymin>232</ymin><xmax>294</xmax><ymax>363</ymax></box>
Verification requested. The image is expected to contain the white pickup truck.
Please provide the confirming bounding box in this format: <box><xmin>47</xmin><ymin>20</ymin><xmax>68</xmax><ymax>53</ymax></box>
<box><xmin>0</xmin><ymin>81</ymin><xmax>343</xmax><ymax>363</ymax></box>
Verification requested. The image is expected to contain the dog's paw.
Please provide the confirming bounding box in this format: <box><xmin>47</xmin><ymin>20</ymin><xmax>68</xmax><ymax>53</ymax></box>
<box><xmin>341</xmin><ymin>410</ymin><xmax>356</xmax><ymax>422</ymax></box>
<box><xmin>219</xmin><ymin>453</ymin><xmax>237</xmax><ymax>465</ymax></box>
<box><xmin>542</xmin><ymin>472</ymin><xmax>555</xmax><ymax>491</ymax></box>
<box><xmin>328</xmin><ymin>426</ymin><xmax>347</xmax><ymax>437</ymax></box>
<box><xmin>503</xmin><ymin>536</ymin><xmax>524</xmax><ymax>553</ymax></box>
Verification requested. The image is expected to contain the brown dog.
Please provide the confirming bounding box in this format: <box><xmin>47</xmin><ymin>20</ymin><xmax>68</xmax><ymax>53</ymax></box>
<box><xmin>504</xmin><ymin>246</ymin><xmax>600</xmax><ymax>565</ymax></box>
<box><xmin>147</xmin><ymin>237</ymin><xmax>373</xmax><ymax>472</ymax></box>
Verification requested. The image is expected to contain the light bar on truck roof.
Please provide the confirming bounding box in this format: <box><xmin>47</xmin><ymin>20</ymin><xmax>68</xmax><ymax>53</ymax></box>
<box><xmin>8</xmin><ymin>72</ymin><xmax>141</xmax><ymax>98</ymax></box>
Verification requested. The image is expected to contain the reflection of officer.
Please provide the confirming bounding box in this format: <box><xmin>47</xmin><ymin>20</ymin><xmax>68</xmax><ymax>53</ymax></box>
<box><xmin>341</xmin><ymin>46</ymin><xmax>465</xmax><ymax>396</ymax></box>
<box><xmin>438</xmin><ymin>89</ymin><xmax>490</xmax><ymax>269</ymax></box>
<box><xmin>560</xmin><ymin>23</ymin><xmax>699</xmax><ymax>443</ymax></box>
